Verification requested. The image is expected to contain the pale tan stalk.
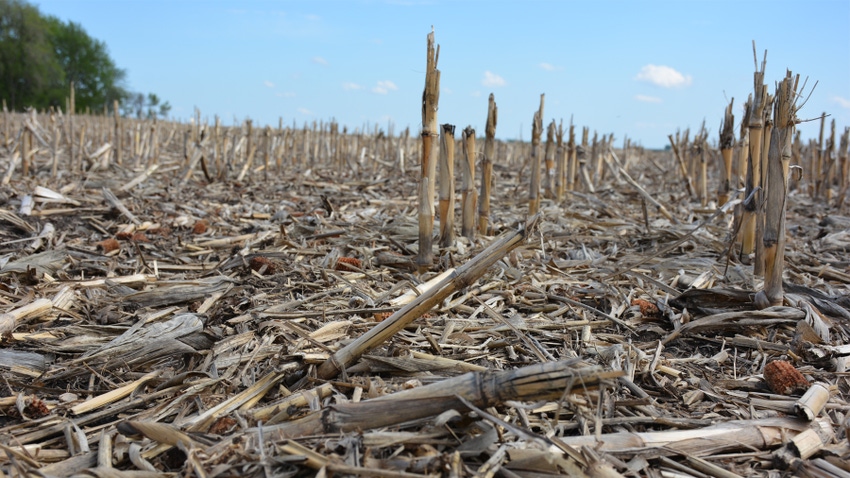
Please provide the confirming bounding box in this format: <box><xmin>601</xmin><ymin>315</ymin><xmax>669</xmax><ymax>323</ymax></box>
<box><xmin>263</xmin><ymin>126</ymin><xmax>271</xmax><ymax>181</ymax></box>
<box><xmin>113</xmin><ymin>100</ymin><xmax>122</xmax><ymax>165</ymax></box>
<box><xmin>318</xmin><ymin>215</ymin><xmax>539</xmax><ymax>380</ymax></box>
<box><xmin>555</xmin><ymin>121</ymin><xmax>565</xmax><ymax>200</ymax></box>
<box><xmin>718</xmin><ymin>99</ymin><xmax>735</xmax><ymax>205</ymax></box>
<box><xmin>460</xmin><ymin>126</ymin><xmax>476</xmax><ymax>240</ymax></box>
<box><xmin>543</xmin><ymin>120</ymin><xmax>556</xmax><ymax>198</ymax></box>
<box><xmin>438</xmin><ymin>123</ymin><xmax>456</xmax><ymax>248</ymax></box>
<box><xmin>528</xmin><ymin>94</ymin><xmax>544</xmax><ymax>215</ymax></box>
<box><xmin>417</xmin><ymin>29</ymin><xmax>440</xmax><ymax>270</ymax></box>
<box><xmin>51</xmin><ymin>111</ymin><xmax>60</xmax><ymax>177</ymax></box>
<box><xmin>69</xmin><ymin>82</ymin><xmax>76</xmax><ymax>171</ymax></box>
<box><xmin>567</xmin><ymin>121</ymin><xmax>577</xmax><ymax>191</ymax></box>
<box><xmin>478</xmin><ymin>94</ymin><xmax>497</xmax><ymax>235</ymax></box>
<box><xmin>755</xmin><ymin>71</ymin><xmax>800</xmax><ymax>308</ymax></box>
<box><xmin>837</xmin><ymin>127</ymin><xmax>849</xmax><ymax>205</ymax></box>
<box><xmin>734</xmin><ymin>101</ymin><xmax>751</xmax><ymax>248</ymax></box>
<box><xmin>824</xmin><ymin>119</ymin><xmax>836</xmax><ymax>202</ymax></box>
<box><xmin>755</xmin><ymin>94</ymin><xmax>774</xmax><ymax>276</ymax></box>
<box><xmin>741</xmin><ymin>45</ymin><xmax>768</xmax><ymax>259</ymax></box>
<box><xmin>813</xmin><ymin>113</ymin><xmax>826</xmax><ymax>198</ymax></box>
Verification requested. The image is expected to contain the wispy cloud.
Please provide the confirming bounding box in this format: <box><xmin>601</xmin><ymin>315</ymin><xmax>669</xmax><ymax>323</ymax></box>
<box><xmin>305</xmin><ymin>14</ymin><xmax>321</xmax><ymax>21</ymax></box>
<box><xmin>635</xmin><ymin>64</ymin><xmax>692</xmax><ymax>88</ymax></box>
<box><xmin>342</xmin><ymin>82</ymin><xmax>363</xmax><ymax>91</ymax></box>
<box><xmin>372</xmin><ymin>80</ymin><xmax>398</xmax><ymax>94</ymax></box>
<box><xmin>471</xmin><ymin>90</ymin><xmax>482</xmax><ymax>98</ymax></box>
<box><xmin>833</xmin><ymin>96</ymin><xmax>850</xmax><ymax>109</ymax></box>
<box><xmin>263</xmin><ymin>80</ymin><xmax>275</xmax><ymax>88</ymax></box>
<box><xmin>298</xmin><ymin>107</ymin><xmax>313</xmax><ymax>115</ymax></box>
<box><xmin>539</xmin><ymin>62</ymin><xmax>562</xmax><ymax>72</ymax></box>
<box><xmin>482</xmin><ymin>70</ymin><xmax>506</xmax><ymax>87</ymax></box>
<box><xmin>276</xmin><ymin>92</ymin><xmax>296</xmax><ymax>98</ymax></box>
<box><xmin>635</xmin><ymin>94</ymin><xmax>662</xmax><ymax>103</ymax></box>
<box><xmin>312</xmin><ymin>56</ymin><xmax>328</xmax><ymax>66</ymax></box>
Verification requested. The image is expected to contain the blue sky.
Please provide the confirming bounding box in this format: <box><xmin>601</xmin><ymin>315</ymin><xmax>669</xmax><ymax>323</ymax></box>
<box><xmin>35</xmin><ymin>0</ymin><xmax>850</xmax><ymax>149</ymax></box>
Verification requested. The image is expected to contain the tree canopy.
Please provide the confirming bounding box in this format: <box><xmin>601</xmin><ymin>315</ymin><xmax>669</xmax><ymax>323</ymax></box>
<box><xmin>0</xmin><ymin>0</ymin><xmax>167</xmax><ymax>116</ymax></box>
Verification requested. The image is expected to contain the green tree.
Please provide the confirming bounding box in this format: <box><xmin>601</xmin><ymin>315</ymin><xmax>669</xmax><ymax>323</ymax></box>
<box><xmin>46</xmin><ymin>18</ymin><xmax>128</xmax><ymax>111</ymax></box>
<box><xmin>0</xmin><ymin>0</ymin><xmax>166</xmax><ymax>115</ymax></box>
<box><xmin>0</xmin><ymin>0</ymin><xmax>62</xmax><ymax>110</ymax></box>
<box><xmin>122</xmin><ymin>92</ymin><xmax>171</xmax><ymax>119</ymax></box>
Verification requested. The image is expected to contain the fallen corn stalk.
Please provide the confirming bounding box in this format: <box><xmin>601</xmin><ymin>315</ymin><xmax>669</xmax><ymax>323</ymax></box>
<box><xmin>263</xmin><ymin>358</ymin><xmax>622</xmax><ymax>438</ymax></box>
<box><xmin>317</xmin><ymin>214</ymin><xmax>540</xmax><ymax>380</ymax></box>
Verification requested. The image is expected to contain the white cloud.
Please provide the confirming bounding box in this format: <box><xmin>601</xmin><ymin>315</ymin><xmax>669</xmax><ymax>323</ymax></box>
<box><xmin>833</xmin><ymin>96</ymin><xmax>850</xmax><ymax>109</ymax></box>
<box><xmin>263</xmin><ymin>80</ymin><xmax>275</xmax><ymax>88</ymax></box>
<box><xmin>298</xmin><ymin>107</ymin><xmax>313</xmax><ymax>115</ymax></box>
<box><xmin>635</xmin><ymin>64</ymin><xmax>692</xmax><ymax>88</ymax></box>
<box><xmin>372</xmin><ymin>80</ymin><xmax>398</xmax><ymax>94</ymax></box>
<box><xmin>539</xmin><ymin>62</ymin><xmax>562</xmax><ymax>71</ymax></box>
<box><xmin>312</xmin><ymin>56</ymin><xmax>328</xmax><ymax>66</ymax></box>
<box><xmin>482</xmin><ymin>70</ymin><xmax>506</xmax><ymax>87</ymax></box>
<box><xmin>342</xmin><ymin>82</ymin><xmax>363</xmax><ymax>91</ymax></box>
<box><xmin>305</xmin><ymin>14</ymin><xmax>320</xmax><ymax>21</ymax></box>
<box><xmin>276</xmin><ymin>92</ymin><xmax>296</xmax><ymax>98</ymax></box>
<box><xmin>635</xmin><ymin>94</ymin><xmax>662</xmax><ymax>103</ymax></box>
<box><xmin>471</xmin><ymin>90</ymin><xmax>482</xmax><ymax>98</ymax></box>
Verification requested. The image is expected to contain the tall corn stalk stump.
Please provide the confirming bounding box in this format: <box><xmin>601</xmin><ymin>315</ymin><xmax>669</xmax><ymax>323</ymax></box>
<box><xmin>755</xmin><ymin>71</ymin><xmax>801</xmax><ymax>308</ymax></box>
<box><xmin>417</xmin><ymin>29</ymin><xmax>440</xmax><ymax>270</ymax></box>
<box><xmin>478</xmin><ymin>93</ymin><xmax>497</xmax><ymax>236</ymax></box>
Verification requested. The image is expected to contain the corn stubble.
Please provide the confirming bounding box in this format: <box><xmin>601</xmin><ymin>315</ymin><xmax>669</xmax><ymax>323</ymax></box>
<box><xmin>478</xmin><ymin>93</ymin><xmax>497</xmax><ymax>235</ymax></box>
<box><xmin>718</xmin><ymin>98</ymin><xmax>735</xmax><ymax>205</ymax></box>
<box><xmin>417</xmin><ymin>29</ymin><xmax>440</xmax><ymax>271</ymax></box>
<box><xmin>741</xmin><ymin>45</ymin><xmax>768</xmax><ymax>261</ymax></box>
<box><xmin>437</xmin><ymin>123</ymin><xmax>456</xmax><ymax>248</ymax></box>
<box><xmin>755</xmin><ymin>71</ymin><xmax>801</xmax><ymax>308</ymax></box>
<box><xmin>527</xmin><ymin>94</ymin><xmax>544</xmax><ymax>215</ymax></box>
<box><xmin>460</xmin><ymin>126</ymin><xmax>476</xmax><ymax>240</ymax></box>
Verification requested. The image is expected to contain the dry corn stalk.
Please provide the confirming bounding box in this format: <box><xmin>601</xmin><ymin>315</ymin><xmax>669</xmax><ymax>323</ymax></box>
<box><xmin>528</xmin><ymin>94</ymin><xmax>544</xmax><ymax>215</ymax></box>
<box><xmin>272</xmin><ymin>359</ymin><xmax>621</xmax><ymax>438</ymax></box>
<box><xmin>824</xmin><ymin>118</ymin><xmax>836</xmax><ymax>202</ymax></box>
<box><xmin>317</xmin><ymin>214</ymin><xmax>539</xmax><ymax>380</ymax></box>
<box><xmin>718</xmin><ymin>98</ymin><xmax>735</xmax><ymax>205</ymax></box>
<box><xmin>693</xmin><ymin>124</ymin><xmax>708</xmax><ymax>207</ymax></box>
<box><xmin>478</xmin><ymin>94</ymin><xmax>497</xmax><ymax>235</ymax></box>
<box><xmin>555</xmin><ymin>120</ymin><xmax>565</xmax><ymax>200</ymax></box>
<box><xmin>543</xmin><ymin>119</ymin><xmax>556</xmax><ymax>198</ymax></box>
<box><xmin>69</xmin><ymin>81</ymin><xmax>76</xmax><ymax>172</ymax></box>
<box><xmin>755</xmin><ymin>70</ymin><xmax>800</xmax><ymax>308</ymax></box>
<box><xmin>813</xmin><ymin>113</ymin><xmax>826</xmax><ymax>198</ymax></box>
<box><xmin>460</xmin><ymin>126</ymin><xmax>476</xmax><ymax>240</ymax></box>
<box><xmin>741</xmin><ymin>44</ymin><xmax>768</xmax><ymax>260</ymax></box>
<box><xmin>113</xmin><ymin>99</ymin><xmax>122</xmax><ymax>166</ymax></box>
<box><xmin>567</xmin><ymin>120</ymin><xmax>577</xmax><ymax>191</ymax></box>
<box><xmin>755</xmin><ymin>92</ymin><xmax>775</xmax><ymax>277</ymax></box>
<box><xmin>0</xmin><ymin>298</ymin><xmax>53</xmax><ymax>339</ymax></box>
<box><xmin>417</xmin><ymin>29</ymin><xmax>440</xmax><ymax>270</ymax></box>
<box><xmin>838</xmin><ymin>127</ymin><xmax>849</xmax><ymax>205</ymax></box>
<box><xmin>438</xmin><ymin>123</ymin><xmax>456</xmax><ymax>248</ymax></box>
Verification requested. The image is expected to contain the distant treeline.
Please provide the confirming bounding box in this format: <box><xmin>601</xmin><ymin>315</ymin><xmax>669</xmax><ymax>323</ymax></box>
<box><xmin>0</xmin><ymin>0</ymin><xmax>169</xmax><ymax>118</ymax></box>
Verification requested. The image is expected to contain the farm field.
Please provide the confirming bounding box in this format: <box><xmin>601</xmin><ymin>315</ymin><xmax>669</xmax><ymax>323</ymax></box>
<box><xmin>2</xmin><ymin>59</ymin><xmax>850</xmax><ymax>477</ymax></box>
